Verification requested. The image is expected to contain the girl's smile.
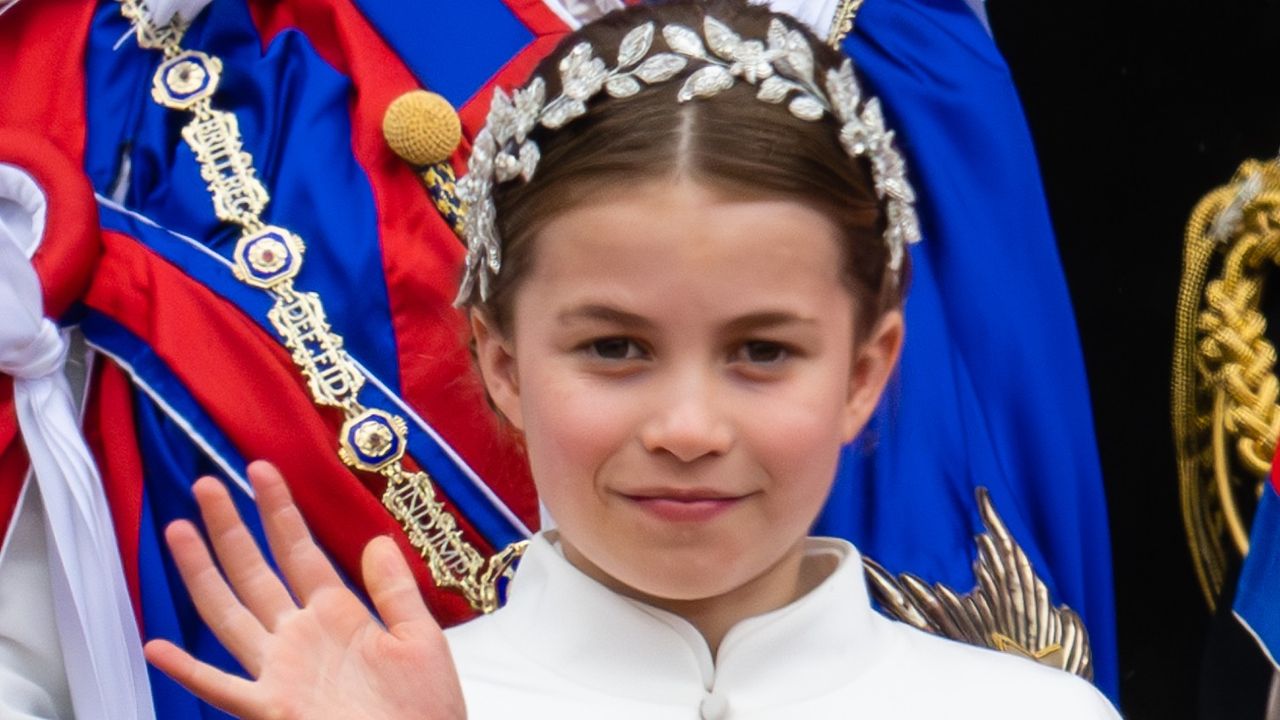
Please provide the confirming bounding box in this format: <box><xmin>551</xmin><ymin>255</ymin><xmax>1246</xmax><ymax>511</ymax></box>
<box><xmin>473</xmin><ymin>177</ymin><xmax>903</xmax><ymax>647</ymax></box>
<box><xmin>618</xmin><ymin>489</ymin><xmax>755</xmax><ymax>524</ymax></box>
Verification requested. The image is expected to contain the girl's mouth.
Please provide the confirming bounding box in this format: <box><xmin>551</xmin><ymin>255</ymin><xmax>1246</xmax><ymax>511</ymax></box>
<box><xmin>621</xmin><ymin>491</ymin><xmax>749</xmax><ymax>522</ymax></box>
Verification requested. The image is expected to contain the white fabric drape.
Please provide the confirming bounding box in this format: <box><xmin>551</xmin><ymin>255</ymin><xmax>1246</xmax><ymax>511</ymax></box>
<box><xmin>144</xmin><ymin>0</ymin><xmax>213</xmax><ymax>25</ymax></box>
<box><xmin>0</xmin><ymin>164</ymin><xmax>154</xmax><ymax>720</ymax></box>
<box><xmin>540</xmin><ymin>0</ymin><xmax>840</xmax><ymax>38</ymax></box>
<box><xmin>754</xmin><ymin>0</ymin><xmax>839</xmax><ymax>39</ymax></box>
<box><xmin>0</xmin><ymin>484</ymin><xmax>74</xmax><ymax>720</ymax></box>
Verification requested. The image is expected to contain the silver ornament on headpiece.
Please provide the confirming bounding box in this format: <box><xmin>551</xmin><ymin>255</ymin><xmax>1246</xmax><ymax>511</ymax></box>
<box><xmin>455</xmin><ymin>15</ymin><xmax>921</xmax><ymax>306</ymax></box>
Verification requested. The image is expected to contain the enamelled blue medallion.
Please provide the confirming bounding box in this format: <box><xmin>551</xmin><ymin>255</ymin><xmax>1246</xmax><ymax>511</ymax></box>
<box><xmin>340</xmin><ymin>409</ymin><xmax>409</xmax><ymax>472</ymax></box>
<box><xmin>151</xmin><ymin>50</ymin><xmax>222</xmax><ymax>109</ymax></box>
<box><xmin>233</xmin><ymin>226</ymin><xmax>305</xmax><ymax>288</ymax></box>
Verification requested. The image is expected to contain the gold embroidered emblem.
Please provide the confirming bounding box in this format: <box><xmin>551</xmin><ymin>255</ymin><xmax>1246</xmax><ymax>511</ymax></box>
<box><xmin>1173</xmin><ymin>156</ymin><xmax>1280</xmax><ymax>608</ymax></box>
<box><xmin>863</xmin><ymin>488</ymin><xmax>1094</xmax><ymax>680</ymax></box>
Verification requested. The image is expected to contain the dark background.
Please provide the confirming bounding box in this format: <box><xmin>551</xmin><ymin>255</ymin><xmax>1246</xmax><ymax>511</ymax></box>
<box><xmin>984</xmin><ymin>1</ymin><xmax>1280</xmax><ymax>717</ymax></box>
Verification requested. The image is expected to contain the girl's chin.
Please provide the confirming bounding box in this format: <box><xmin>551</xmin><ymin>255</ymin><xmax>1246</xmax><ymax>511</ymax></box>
<box><xmin>590</xmin><ymin>549</ymin><xmax>764</xmax><ymax>603</ymax></box>
<box><xmin>561</xmin><ymin>534</ymin><xmax>734</xmax><ymax>593</ymax></box>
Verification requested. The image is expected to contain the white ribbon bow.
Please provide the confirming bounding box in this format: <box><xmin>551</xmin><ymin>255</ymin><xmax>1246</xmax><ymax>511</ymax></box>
<box><xmin>0</xmin><ymin>165</ymin><xmax>154</xmax><ymax>720</ymax></box>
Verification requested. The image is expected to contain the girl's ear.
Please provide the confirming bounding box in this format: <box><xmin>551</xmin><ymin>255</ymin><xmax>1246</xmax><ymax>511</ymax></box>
<box><xmin>840</xmin><ymin>310</ymin><xmax>904</xmax><ymax>443</ymax></box>
<box><xmin>470</xmin><ymin>310</ymin><xmax>524</xmax><ymax>431</ymax></box>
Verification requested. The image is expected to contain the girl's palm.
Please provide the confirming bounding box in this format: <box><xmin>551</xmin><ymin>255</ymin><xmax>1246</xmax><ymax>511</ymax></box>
<box><xmin>144</xmin><ymin>461</ymin><xmax>465</xmax><ymax>720</ymax></box>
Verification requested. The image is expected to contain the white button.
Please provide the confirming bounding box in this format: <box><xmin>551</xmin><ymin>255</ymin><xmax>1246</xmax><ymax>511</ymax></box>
<box><xmin>700</xmin><ymin>690</ymin><xmax>729</xmax><ymax>720</ymax></box>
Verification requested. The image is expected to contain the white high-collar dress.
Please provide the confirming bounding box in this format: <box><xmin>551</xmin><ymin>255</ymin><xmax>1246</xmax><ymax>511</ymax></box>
<box><xmin>446</xmin><ymin>532</ymin><xmax>1121</xmax><ymax>719</ymax></box>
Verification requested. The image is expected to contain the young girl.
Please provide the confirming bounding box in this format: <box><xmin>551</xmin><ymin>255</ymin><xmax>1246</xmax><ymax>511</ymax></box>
<box><xmin>144</xmin><ymin>2</ymin><xmax>1120</xmax><ymax>717</ymax></box>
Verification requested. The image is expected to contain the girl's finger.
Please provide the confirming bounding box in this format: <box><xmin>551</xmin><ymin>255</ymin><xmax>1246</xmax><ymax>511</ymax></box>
<box><xmin>361</xmin><ymin>535</ymin><xmax>439</xmax><ymax>638</ymax></box>
<box><xmin>247</xmin><ymin>460</ymin><xmax>345</xmax><ymax>604</ymax></box>
<box><xmin>165</xmin><ymin>520</ymin><xmax>268</xmax><ymax>675</ymax></box>
<box><xmin>144</xmin><ymin>639</ymin><xmax>264</xmax><ymax>719</ymax></box>
<box><xmin>192</xmin><ymin>476</ymin><xmax>297</xmax><ymax>630</ymax></box>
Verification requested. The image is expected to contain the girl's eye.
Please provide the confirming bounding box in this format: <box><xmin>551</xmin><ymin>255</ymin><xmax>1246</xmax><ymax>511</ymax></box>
<box><xmin>735</xmin><ymin>341</ymin><xmax>789</xmax><ymax>365</ymax></box>
<box><xmin>586</xmin><ymin>337</ymin><xmax>647</xmax><ymax>361</ymax></box>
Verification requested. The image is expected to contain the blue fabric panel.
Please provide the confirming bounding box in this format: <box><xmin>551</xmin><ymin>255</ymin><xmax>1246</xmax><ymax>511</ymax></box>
<box><xmin>814</xmin><ymin>0</ymin><xmax>1119</xmax><ymax>698</ymax></box>
<box><xmin>348</xmin><ymin>0</ymin><xmax>538</xmax><ymax>107</ymax></box>
<box><xmin>134</xmin><ymin>396</ymin><xmax>250</xmax><ymax>720</ymax></box>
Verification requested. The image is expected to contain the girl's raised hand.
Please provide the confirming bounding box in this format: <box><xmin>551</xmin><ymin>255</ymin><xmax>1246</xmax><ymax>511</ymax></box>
<box><xmin>144</xmin><ymin>460</ymin><xmax>466</xmax><ymax>720</ymax></box>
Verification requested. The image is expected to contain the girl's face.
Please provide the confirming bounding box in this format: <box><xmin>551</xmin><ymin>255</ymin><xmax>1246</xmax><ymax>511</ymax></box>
<box><xmin>474</xmin><ymin>179</ymin><xmax>902</xmax><ymax>604</ymax></box>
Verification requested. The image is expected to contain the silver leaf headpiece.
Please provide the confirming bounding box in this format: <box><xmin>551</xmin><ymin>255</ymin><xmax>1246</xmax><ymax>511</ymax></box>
<box><xmin>454</xmin><ymin>15</ymin><xmax>921</xmax><ymax>306</ymax></box>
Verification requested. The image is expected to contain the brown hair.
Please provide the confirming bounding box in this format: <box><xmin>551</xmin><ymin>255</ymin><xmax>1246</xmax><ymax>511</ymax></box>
<box><xmin>472</xmin><ymin>0</ymin><xmax>909</xmax><ymax>337</ymax></box>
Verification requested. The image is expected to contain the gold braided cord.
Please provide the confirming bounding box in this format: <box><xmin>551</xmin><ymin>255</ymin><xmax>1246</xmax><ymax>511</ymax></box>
<box><xmin>1172</xmin><ymin>158</ymin><xmax>1280</xmax><ymax>609</ymax></box>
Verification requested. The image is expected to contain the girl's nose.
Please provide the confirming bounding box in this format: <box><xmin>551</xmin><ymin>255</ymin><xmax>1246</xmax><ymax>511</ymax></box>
<box><xmin>638</xmin><ymin>373</ymin><xmax>734</xmax><ymax>463</ymax></box>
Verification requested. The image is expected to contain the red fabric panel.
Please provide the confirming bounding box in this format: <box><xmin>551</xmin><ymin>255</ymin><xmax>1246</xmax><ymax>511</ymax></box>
<box><xmin>83</xmin><ymin>361</ymin><xmax>146</xmax><ymax>626</ymax></box>
<box><xmin>0</xmin><ymin>131</ymin><xmax>102</xmax><ymax>318</ymax></box>
<box><xmin>0</xmin><ymin>0</ymin><xmax>97</xmax><ymax>548</ymax></box>
<box><xmin>86</xmin><ymin>230</ymin><xmax>485</xmax><ymax>624</ymax></box>
<box><xmin>0</xmin><ymin>380</ymin><xmax>27</xmax><ymax>552</ymax></box>
<box><xmin>0</xmin><ymin>0</ymin><xmax>95</xmax><ymax>159</ymax></box>
<box><xmin>1272</xmin><ymin>443</ymin><xmax>1280</xmax><ymax>494</ymax></box>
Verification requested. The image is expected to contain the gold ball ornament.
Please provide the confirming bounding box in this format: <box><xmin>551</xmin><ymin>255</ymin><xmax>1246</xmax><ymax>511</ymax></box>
<box><xmin>382</xmin><ymin>90</ymin><xmax>463</xmax><ymax>166</ymax></box>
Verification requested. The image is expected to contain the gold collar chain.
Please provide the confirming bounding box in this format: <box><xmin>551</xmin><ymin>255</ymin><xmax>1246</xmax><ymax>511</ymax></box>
<box><xmin>118</xmin><ymin>0</ymin><xmax>524</xmax><ymax>613</ymax></box>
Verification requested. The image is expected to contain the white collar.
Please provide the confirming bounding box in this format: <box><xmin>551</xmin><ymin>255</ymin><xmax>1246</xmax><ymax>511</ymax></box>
<box><xmin>490</xmin><ymin>531</ymin><xmax>893</xmax><ymax>706</ymax></box>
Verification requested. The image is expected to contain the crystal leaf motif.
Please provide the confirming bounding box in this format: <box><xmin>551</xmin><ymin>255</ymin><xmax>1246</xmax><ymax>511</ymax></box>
<box><xmin>729</xmin><ymin>39</ymin><xmax>774</xmax><ymax>83</ymax></box>
<box><xmin>560</xmin><ymin>43</ymin><xmax>608</xmax><ymax>101</ymax></box>
<box><xmin>481</xmin><ymin>230</ymin><xmax>499</xmax><ymax>270</ymax></box>
<box><xmin>466</xmin><ymin>131</ymin><xmax>496</xmax><ymax>179</ymax></box>
<box><xmin>511</xmin><ymin>78</ymin><xmax>545</xmax><ymax>143</ymax></box>
<box><xmin>860</xmin><ymin>97</ymin><xmax>886</xmax><ymax>137</ymax></box>
<box><xmin>771</xmin><ymin>21</ymin><xmax>815</xmax><ymax>86</ymax></box>
<box><xmin>767</xmin><ymin>18</ymin><xmax>788</xmax><ymax>57</ymax></box>
<box><xmin>634</xmin><ymin>54</ymin><xmax>687</xmax><ymax>83</ymax></box>
<box><xmin>757</xmin><ymin>75</ymin><xmax>797</xmax><ymax>103</ymax></box>
<box><xmin>678</xmin><ymin>65</ymin><xmax>734</xmax><ymax>102</ymax></box>
<box><xmin>662</xmin><ymin>24</ymin><xmax>707</xmax><ymax>58</ymax></box>
<box><xmin>541</xmin><ymin>97</ymin><xmax>587</xmax><ymax>129</ymax></box>
<box><xmin>617</xmin><ymin>22</ymin><xmax>654</xmax><ymax>68</ymax></box>
<box><xmin>825</xmin><ymin>61</ymin><xmax>860</xmax><ymax>124</ymax></box>
<box><xmin>789</xmin><ymin>95</ymin><xmax>824</xmax><ymax>121</ymax></box>
<box><xmin>486</xmin><ymin>88</ymin><xmax>516</xmax><ymax>142</ymax></box>
<box><xmin>517</xmin><ymin>142</ymin><xmax>539</xmax><ymax>182</ymax></box>
<box><xmin>494</xmin><ymin>151</ymin><xmax>521</xmax><ymax>182</ymax></box>
<box><xmin>703</xmin><ymin>16</ymin><xmax>742</xmax><ymax>62</ymax></box>
<box><xmin>606</xmin><ymin>75</ymin><xmax>643</xmax><ymax>97</ymax></box>
<box><xmin>840</xmin><ymin>122</ymin><xmax>872</xmax><ymax>156</ymax></box>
